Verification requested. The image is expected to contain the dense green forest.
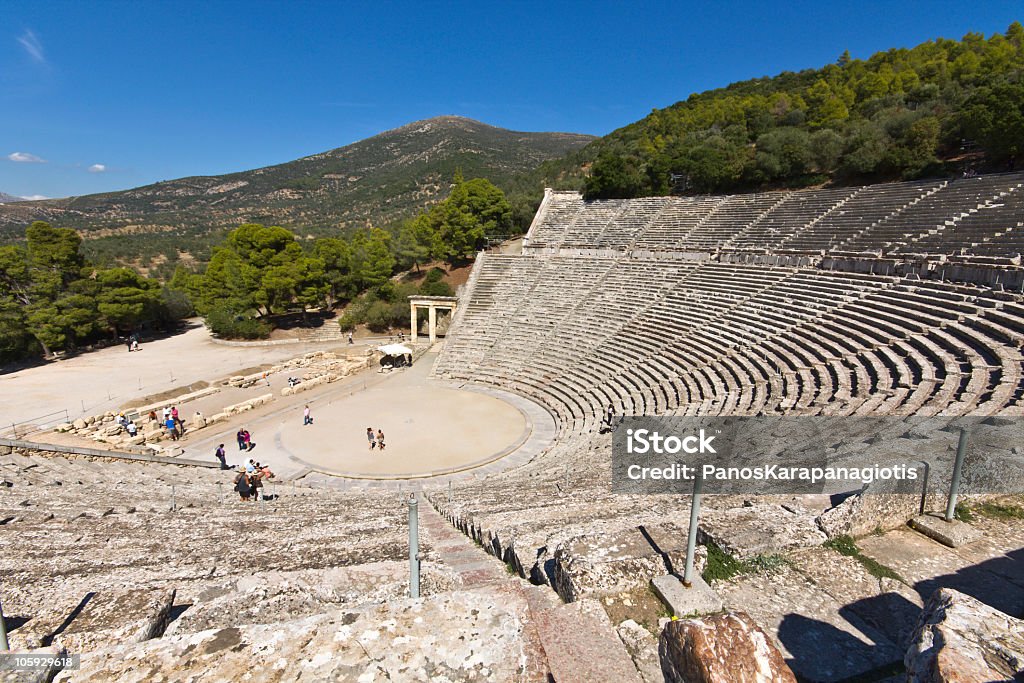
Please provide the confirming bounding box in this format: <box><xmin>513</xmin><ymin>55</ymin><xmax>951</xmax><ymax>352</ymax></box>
<box><xmin>0</xmin><ymin>222</ymin><xmax>187</xmax><ymax>362</ymax></box>
<box><xmin>509</xmin><ymin>23</ymin><xmax>1024</xmax><ymax>201</ymax></box>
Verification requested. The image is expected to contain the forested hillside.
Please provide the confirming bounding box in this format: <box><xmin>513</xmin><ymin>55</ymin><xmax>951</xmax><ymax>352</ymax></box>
<box><xmin>518</xmin><ymin>23</ymin><xmax>1024</xmax><ymax>200</ymax></box>
<box><xmin>0</xmin><ymin>117</ymin><xmax>592</xmax><ymax>276</ymax></box>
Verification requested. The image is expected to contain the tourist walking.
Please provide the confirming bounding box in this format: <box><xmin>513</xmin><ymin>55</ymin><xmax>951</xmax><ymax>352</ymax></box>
<box><xmin>250</xmin><ymin>469</ymin><xmax>263</xmax><ymax>501</ymax></box>
<box><xmin>171</xmin><ymin>406</ymin><xmax>183</xmax><ymax>433</ymax></box>
<box><xmin>348</xmin><ymin>332</ymin><xmax>354</xmax><ymax>345</ymax></box>
<box><xmin>303</xmin><ymin>405</ymin><xmax>312</xmax><ymax>425</ymax></box>
<box><xmin>215</xmin><ymin>444</ymin><xmax>228</xmax><ymax>469</ymax></box>
<box><xmin>367</xmin><ymin>427</ymin><xmax>376</xmax><ymax>450</ymax></box>
<box><xmin>234</xmin><ymin>468</ymin><xmax>252</xmax><ymax>501</ymax></box>
<box><xmin>236</xmin><ymin>429</ymin><xmax>246</xmax><ymax>451</ymax></box>
<box><xmin>376</xmin><ymin>429</ymin><xmax>386</xmax><ymax>451</ymax></box>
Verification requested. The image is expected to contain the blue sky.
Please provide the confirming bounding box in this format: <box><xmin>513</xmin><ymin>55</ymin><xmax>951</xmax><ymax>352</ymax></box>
<box><xmin>2</xmin><ymin>1</ymin><xmax>1020</xmax><ymax>199</ymax></box>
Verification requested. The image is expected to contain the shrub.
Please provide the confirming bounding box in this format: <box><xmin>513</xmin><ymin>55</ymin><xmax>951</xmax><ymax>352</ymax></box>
<box><xmin>203</xmin><ymin>306</ymin><xmax>271</xmax><ymax>340</ymax></box>
<box><xmin>419</xmin><ymin>279</ymin><xmax>454</xmax><ymax>297</ymax></box>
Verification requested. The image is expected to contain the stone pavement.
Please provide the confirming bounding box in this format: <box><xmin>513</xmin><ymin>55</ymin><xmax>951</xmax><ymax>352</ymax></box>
<box><xmin>1</xmin><ymin>321</ymin><xmax>330</xmax><ymax>429</ymax></box>
<box><xmin>715</xmin><ymin>502</ymin><xmax>1024</xmax><ymax>681</ymax></box>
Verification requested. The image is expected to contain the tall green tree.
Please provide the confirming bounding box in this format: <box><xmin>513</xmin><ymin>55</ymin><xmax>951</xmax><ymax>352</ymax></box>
<box><xmin>0</xmin><ymin>221</ymin><xmax>175</xmax><ymax>359</ymax></box>
<box><xmin>347</xmin><ymin>228</ymin><xmax>395</xmax><ymax>292</ymax></box>
<box><xmin>197</xmin><ymin>223</ymin><xmax>328</xmax><ymax>317</ymax></box>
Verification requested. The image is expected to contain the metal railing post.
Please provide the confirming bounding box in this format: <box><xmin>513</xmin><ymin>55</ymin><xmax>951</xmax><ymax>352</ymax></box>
<box><xmin>0</xmin><ymin>592</ymin><xmax>8</xmax><ymax>650</ymax></box>
<box><xmin>408</xmin><ymin>493</ymin><xmax>420</xmax><ymax>598</ymax></box>
<box><xmin>945</xmin><ymin>427</ymin><xmax>969</xmax><ymax>522</ymax></box>
<box><xmin>682</xmin><ymin>471</ymin><xmax>704</xmax><ymax>587</ymax></box>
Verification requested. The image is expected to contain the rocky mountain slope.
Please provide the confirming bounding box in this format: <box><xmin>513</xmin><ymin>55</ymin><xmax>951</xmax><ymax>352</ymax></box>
<box><xmin>0</xmin><ymin>116</ymin><xmax>593</xmax><ymax>250</ymax></box>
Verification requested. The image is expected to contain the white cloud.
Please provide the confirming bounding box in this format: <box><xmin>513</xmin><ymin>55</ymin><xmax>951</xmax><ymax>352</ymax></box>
<box><xmin>88</xmin><ymin>164</ymin><xmax>107</xmax><ymax>173</ymax></box>
<box><xmin>17</xmin><ymin>195</ymin><xmax>48</xmax><ymax>201</ymax></box>
<box><xmin>8</xmin><ymin>152</ymin><xmax>46</xmax><ymax>163</ymax></box>
<box><xmin>16</xmin><ymin>29</ymin><xmax>45</xmax><ymax>64</ymax></box>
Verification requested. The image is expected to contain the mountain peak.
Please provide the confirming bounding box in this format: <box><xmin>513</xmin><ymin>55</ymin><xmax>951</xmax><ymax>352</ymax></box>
<box><xmin>0</xmin><ymin>118</ymin><xmax>595</xmax><ymax>267</ymax></box>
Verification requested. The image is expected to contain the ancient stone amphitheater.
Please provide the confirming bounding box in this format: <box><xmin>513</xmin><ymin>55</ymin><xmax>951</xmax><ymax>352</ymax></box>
<box><xmin>4</xmin><ymin>172</ymin><xmax>1024</xmax><ymax>682</ymax></box>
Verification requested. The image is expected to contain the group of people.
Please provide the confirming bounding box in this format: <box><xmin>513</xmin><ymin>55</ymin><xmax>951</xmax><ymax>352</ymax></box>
<box><xmin>235</xmin><ymin>428</ymin><xmax>254</xmax><ymax>451</ymax></box>
<box><xmin>366</xmin><ymin>427</ymin><xmax>386</xmax><ymax>450</ymax></box>
<box><xmin>121</xmin><ymin>405</ymin><xmax>185</xmax><ymax>440</ymax></box>
<box><xmin>163</xmin><ymin>406</ymin><xmax>184</xmax><ymax>440</ymax></box>
<box><xmin>232</xmin><ymin>458</ymin><xmax>275</xmax><ymax>501</ymax></box>
<box><xmin>126</xmin><ymin>333</ymin><xmax>141</xmax><ymax>352</ymax></box>
<box><xmin>117</xmin><ymin>413</ymin><xmax>138</xmax><ymax>437</ymax></box>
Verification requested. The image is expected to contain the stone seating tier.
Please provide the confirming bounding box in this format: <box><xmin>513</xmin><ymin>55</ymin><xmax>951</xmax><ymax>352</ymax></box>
<box><xmin>524</xmin><ymin>172</ymin><xmax>1024</xmax><ymax>257</ymax></box>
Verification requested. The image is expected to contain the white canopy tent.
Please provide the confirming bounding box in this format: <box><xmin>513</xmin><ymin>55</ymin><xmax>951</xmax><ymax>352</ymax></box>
<box><xmin>377</xmin><ymin>343</ymin><xmax>414</xmax><ymax>357</ymax></box>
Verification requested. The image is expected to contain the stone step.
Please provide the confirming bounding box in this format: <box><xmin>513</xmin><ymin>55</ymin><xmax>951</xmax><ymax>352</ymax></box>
<box><xmin>522</xmin><ymin>585</ymin><xmax>644</xmax><ymax>683</ymax></box>
<box><xmin>716</xmin><ymin>563</ymin><xmax>904</xmax><ymax>682</ymax></box>
<box><xmin>6</xmin><ymin>588</ymin><xmax>174</xmax><ymax>653</ymax></box>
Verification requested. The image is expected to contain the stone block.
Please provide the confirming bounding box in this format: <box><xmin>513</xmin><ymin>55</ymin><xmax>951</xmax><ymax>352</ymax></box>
<box><xmin>616</xmin><ymin>619</ymin><xmax>663</xmax><ymax>683</ymax></box>
<box><xmin>72</xmin><ymin>418</ymin><xmax>87</xmax><ymax>430</ymax></box>
<box><xmin>659</xmin><ymin>611</ymin><xmax>797</xmax><ymax>683</ymax></box>
<box><xmin>55</xmin><ymin>422</ymin><xmax>73</xmax><ymax>433</ymax></box>
<box><xmin>701</xmin><ymin>502</ymin><xmax>826</xmax><ymax>558</ymax></box>
<box><xmin>906</xmin><ymin>588</ymin><xmax>1024</xmax><ymax>682</ymax></box>
<box><xmin>652</xmin><ymin>574</ymin><xmax>723</xmax><ymax>617</ymax></box>
<box><xmin>552</xmin><ymin>524</ymin><xmax>706</xmax><ymax>602</ymax></box>
<box><xmin>11</xmin><ymin>588</ymin><xmax>175</xmax><ymax>653</ymax></box>
<box><xmin>908</xmin><ymin>513</ymin><xmax>982</xmax><ymax>548</ymax></box>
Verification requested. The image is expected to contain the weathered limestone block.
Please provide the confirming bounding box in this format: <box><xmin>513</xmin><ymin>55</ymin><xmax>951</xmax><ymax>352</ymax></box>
<box><xmin>72</xmin><ymin>418</ymin><xmax>87</xmax><ymax>430</ymax></box>
<box><xmin>207</xmin><ymin>412</ymin><xmax>229</xmax><ymax>424</ymax></box>
<box><xmin>104</xmin><ymin>424</ymin><xmax>123</xmax><ymax>437</ymax></box>
<box><xmin>701</xmin><ymin>503</ymin><xmax>825</xmax><ymax>559</ymax></box>
<box><xmin>55</xmin><ymin>422</ymin><xmax>73</xmax><ymax>433</ymax></box>
<box><xmin>551</xmin><ymin>523</ymin><xmax>707</xmax><ymax>602</ymax></box>
<box><xmin>191</xmin><ymin>412</ymin><xmax>207</xmax><ymax>429</ymax></box>
<box><xmin>817</xmin><ymin>490</ymin><xmax>937</xmax><ymax>539</ymax></box>
<box><xmin>223</xmin><ymin>401</ymin><xmax>252</xmax><ymax>415</ymax></box>
<box><xmin>659</xmin><ymin>611</ymin><xmax>797</xmax><ymax>683</ymax></box>
<box><xmin>59</xmin><ymin>585</ymin><xmax>535</xmax><ymax>682</ymax></box>
<box><xmin>905</xmin><ymin>588</ymin><xmax>1024</xmax><ymax>682</ymax></box>
<box><xmin>617</xmin><ymin>619</ymin><xmax>664</xmax><ymax>683</ymax></box>
<box><xmin>10</xmin><ymin>589</ymin><xmax>175</xmax><ymax>653</ymax></box>
<box><xmin>85</xmin><ymin>416</ymin><xmax>96</xmax><ymax>426</ymax></box>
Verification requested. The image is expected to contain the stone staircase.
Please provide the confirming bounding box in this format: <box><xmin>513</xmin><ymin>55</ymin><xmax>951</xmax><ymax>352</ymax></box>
<box><xmin>420</xmin><ymin>498</ymin><xmax>647</xmax><ymax>682</ymax></box>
